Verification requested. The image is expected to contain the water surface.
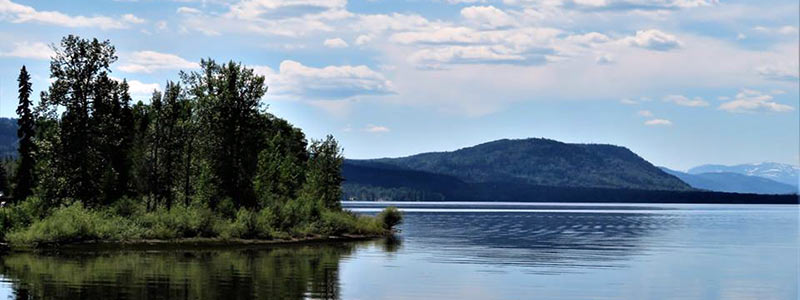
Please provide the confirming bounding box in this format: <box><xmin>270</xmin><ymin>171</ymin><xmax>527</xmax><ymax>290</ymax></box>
<box><xmin>0</xmin><ymin>202</ymin><xmax>796</xmax><ymax>299</ymax></box>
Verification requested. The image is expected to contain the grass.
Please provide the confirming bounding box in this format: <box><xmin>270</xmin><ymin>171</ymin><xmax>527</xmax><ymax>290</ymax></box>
<box><xmin>0</xmin><ymin>198</ymin><xmax>401</xmax><ymax>248</ymax></box>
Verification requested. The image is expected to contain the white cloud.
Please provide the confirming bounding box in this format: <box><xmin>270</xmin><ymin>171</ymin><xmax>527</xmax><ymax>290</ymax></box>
<box><xmin>118</xmin><ymin>51</ymin><xmax>199</xmax><ymax>73</ymax></box>
<box><xmin>364</xmin><ymin>124</ymin><xmax>390</xmax><ymax>133</ymax></box>
<box><xmin>389</xmin><ymin>26</ymin><xmax>561</xmax><ymax>67</ymax></box>
<box><xmin>566</xmin><ymin>32</ymin><xmax>611</xmax><ymax>46</ymax></box>
<box><xmin>390</xmin><ymin>27</ymin><xmax>560</xmax><ymax>46</ymax></box>
<box><xmin>757</xmin><ymin>65</ymin><xmax>799</xmax><ymax>82</ymax></box>
<box><xmin>177</xmin><ymin>7</ymin><xmax>202</xmax><ymax>14</ymax></box>
<box><xmin>122</xmin><ymin>14</ymin><xmax>145</xmax><ymax>24</ymax></box>
<box><xmin>753</xmin><ymin>25</ymin><xmax>799</xmax><ymax>35</ymax></box>
<box><xmin>110</xmin><ymin>76</ymin><xmax>161</xmax><ymax>99</ymax></box>
<box><xmin>408</xmin><ymin>46</ymin><xmax>526</xmax><ymax>67</ymax></box>
<box><xmin>718</xmin><ymin>89</ymin><xmax>794</xmax><ymax>113</ymax></box>
<box><xmin>663</xmin><ymin>95</ymin><xmax>709</xmax><ymax>107</ymax></box>
<box><xmin>323</xmin><ymin>38</ymin><xmax>348</xmax><ymax>48</ymax></box>
<box><xmin>355</xmin><ymin>13</ymin><xmax>442</xmax><ymax>34</ymax></box>
<box><xmin>254</xmin><ymin>60</ymin><xmax>395</xmax><ymax>99</ymax></box>
<box><xmin>181</xmin><ymin>0</ymin><xmax>353</xmax><ymax>37</ymax></box>
<box><xmin>574</xmin><ymin>0</ymin><xmax>607</xmax><ymax>7</ymax></box>
<box><xmin>0</xmin><ymin>41</ymin><xmax>53</xmax><ymax>60</ymax></box>
<box><xmin>355</xmin><ymin>35</ymin><xmax>372</xmax><ymax>45</ymax></box>
<box><xmin>447</xmin><ymin>0</ymin><xmax>487</xmax><ymax>3</ymax></box>
<box><xmin>644</xmin><ymin>119</ymin><xmax>673</xmax><ymax>126</ymax></box>
<box><xmin>0</xmin><ymin>0</ymin><xmax>143</xmax><ymax>29</ymax></box>
<box><xmin>125</xmin><ymin>80</ymin><xmax>161</xmax><ymax>95</ymax></box>
<box><xmin>460</xmin><ymin>6</ymin><xmax>515</xmax><ymax>29</ymax></box>
<box><xmin>227</xmin><ymin>0</ymin><xmax>347</xmax><ymax>19</ymax></box>
<box><xmin>620</xmin><ymin>98</ymin><xmax>638</xmax><ymax>105</ymax></box>
<box><xmin>637</xmin><ymin>110</ymin><xmax>654</xmax><ymax>117</ymax></box>
<box><xmin>504</xmin><ymin>0</ymin><xmax>717</xmax><ymax>10</ymax></box>
<box><xmin>622</xmin><ymin>29</ymin><xmax>682</xmax><ymax>51</ymax></box>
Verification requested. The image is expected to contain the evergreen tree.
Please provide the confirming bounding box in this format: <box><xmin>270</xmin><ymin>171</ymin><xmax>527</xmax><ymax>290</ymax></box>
<box><xmin>15</xmin><ymin>66</ymin><xmax>36</xmax><ymax>201</ymax></box>
<box><xmin>301</xmin><ymin>135</ymin><xmax>344</xmax><ymax>210</ymax></box>
<box><xmin>254</xmin><ymin>117</ymin><xmax>308</xmax><ymax>208</ymax></box>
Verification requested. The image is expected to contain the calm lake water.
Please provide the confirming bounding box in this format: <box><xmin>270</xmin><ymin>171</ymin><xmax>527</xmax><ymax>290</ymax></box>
<box><xmin>0</xmin><ymin>202</ymin><xmax>797</xmax><ymax>299</ymax></box>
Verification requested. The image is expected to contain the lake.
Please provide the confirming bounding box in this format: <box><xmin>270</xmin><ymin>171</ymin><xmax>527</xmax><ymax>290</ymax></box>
<box><xmin>0</xmin><ymin>202</ymin><xmax>797</xmax><ymax>299</ymax></box>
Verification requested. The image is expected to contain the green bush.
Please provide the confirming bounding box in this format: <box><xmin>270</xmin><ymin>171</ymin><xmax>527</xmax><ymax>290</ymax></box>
<box><xmin>319</xmin><ymin>210</ymin><xmax>356</xmax><ymax>236</ymax></box>
<box><xmin>376</xmin><ymin>206</ymin><xmax>403</xmax><ymax>230</ymax></box>
<box><xmin>0</xmin><ymin>195</ymin><xmax>393</xmax><ymax>247</ymax></box>
<box><xmin>109</xmin><ymin>196</ymin><xmax>144</xmax><ymax>218</ymax></box>
<box><xmin>0</xmin><ymin>196</ymin><xmax>65</xmax><ymax>240</ymax></box>
<box><xmin>6</xmin><ymin>203</ymin><xmax>141</xmax><ymax>246</ymax></box>
<box><xmin>137</xmin><ymin>205</ymin><xmax>218</xmax><ymax>239</ymax></box>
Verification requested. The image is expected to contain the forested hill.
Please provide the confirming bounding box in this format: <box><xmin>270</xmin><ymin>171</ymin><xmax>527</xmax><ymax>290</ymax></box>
<box><xmin>0</xmin><ymin>118</ymin><xmax>18</xmax><ymax>158</ymax></box>
<box><xmin>368</xmin><ymin>138</ymin><xmax>692</xmax><ymax>191</ymax></box>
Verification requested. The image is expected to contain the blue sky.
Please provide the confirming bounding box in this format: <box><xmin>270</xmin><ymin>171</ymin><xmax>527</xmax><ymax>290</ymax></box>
<box><xmin>0</xmin><ymin>0</ymin><xmax>797</xmax><ymax>170</ymax></box>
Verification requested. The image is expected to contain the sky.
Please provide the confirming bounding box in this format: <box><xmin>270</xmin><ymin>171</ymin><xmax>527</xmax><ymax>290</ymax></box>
<box><xmin>0</xmin><ymin>0</ymin><xmax>797</xmax><ymax>171</ymax></box>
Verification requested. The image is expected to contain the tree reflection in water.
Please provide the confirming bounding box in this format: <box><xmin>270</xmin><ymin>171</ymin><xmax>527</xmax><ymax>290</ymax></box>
<box><xmin>0</xmin><ymin>239</ymin><xmax>400</xmax><ymax>300</ymax></box>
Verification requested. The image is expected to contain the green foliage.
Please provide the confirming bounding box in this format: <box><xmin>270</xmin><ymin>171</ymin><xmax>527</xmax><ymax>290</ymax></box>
<box><xmin>253</xmin><ymin>118</ymin><xmax>308</xmax><ymax>208</ymax></box>
<box><xmin>0</xmin><ymin>35</ymin><xmax>382</xmax><ymax>247</ymax></box>
<box><xmin>184</xmin><ymin>60</ymin><xmax>268</xmax><ymax>208</ymax></box>
<box><xmin>319</xmin><ymin>210</ymin><xmax>383</xmax><ymax>236</ymax></box>
<box><xmin>6</xmin><ymin>203</ymin><xmax>141</xmax><ymax>245</ymax></box>
<box><xmin>137</xmin><ymin>204</ymin><xmax>217</xmax><ymax>239</ymax></box>
<box><xmin>15</xmin><ymin>66</ymin><xmax>36</xmax><ymax>201</ymax></box>
<box><xmin>301</xmin><ymin>135</ymin><xmax>344</xmax><ymax>210</ymax></box>
<box><xmin>0</xmin><ymin>196</ymin><xmax>49</xmax><ymax>237</ymax></box>
<box><xmin>215</xmin><ymin>208</ymin><xmax>276</xmax><ymax>239</ymax></box>
<box><xmin>377</xmin><ymin>206</ymin><xmax>403</xmax><ymax>230</ymax></box>
<box><xmin>41</xmin><ymin>35</ymin><xmax>120</xmax><ymax>205</ymax></box>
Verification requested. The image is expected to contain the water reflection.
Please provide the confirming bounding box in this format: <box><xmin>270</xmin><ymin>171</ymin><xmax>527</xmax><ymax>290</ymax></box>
<box><xmin>398</xmin><ymin>212</ymin><xmax>678</xmax><ymax>271</ymax></box>
<box><xmin>0</xmin><ymin>243</ymin><xmax>363</xmax><ymax>300</ymax></box>
<box><xmin>0</xmin><ymin>204</ymin><xmax>796</xmax><ymax>300</ymax></box>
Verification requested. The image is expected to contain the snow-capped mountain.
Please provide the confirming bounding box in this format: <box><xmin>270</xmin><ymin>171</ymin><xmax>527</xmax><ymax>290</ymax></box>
<box><xmin>688</xmin><ymin>162</ymin><xmax>800</xmax><ymax>187</ymax></box>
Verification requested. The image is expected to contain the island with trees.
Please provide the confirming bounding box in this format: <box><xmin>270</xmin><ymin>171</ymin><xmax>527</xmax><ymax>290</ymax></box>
<box><xmin>0</xmin><ymin>35</ymin><xmax>401</xmax><ymax>249</ymax></box>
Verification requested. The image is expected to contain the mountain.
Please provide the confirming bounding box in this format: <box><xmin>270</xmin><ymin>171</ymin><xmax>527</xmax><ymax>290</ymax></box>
<box><xmin>0</xmin><ymin>118</ymin><xmax>18</xmax><ymax>158</ymax></box>
<box><xmin>661</xmin><ymin>167</ymin><xmax>797</xmax><ymax>195</ymax></box>
<box><xmin>688</xmin><ymin>162</ymin><xmax>799</xmax><ymax>187</ymax></box>
<box><xmin>342</xmin><ymin>160</ymin><xmax>797</xmax><ymax>204</ymax></box>
<box><xmin>369</xmin><ymin>138</ymin><xmax>692</xmax><ymax>191</ymax></box>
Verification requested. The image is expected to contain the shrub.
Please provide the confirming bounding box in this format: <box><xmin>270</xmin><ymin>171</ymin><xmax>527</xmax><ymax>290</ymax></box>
<box><xmin>1</xmin><ymin>195</ymin><xmax>395</xmax><ymax>246</ymax></box>
<box><xmin>0</xmin><ymin>196</ymin><xmax>49</xmax><ymax>234</ymax></box>
<box><xmin>110</xmin><ymin>196</ymin><xmax>144</xmax><ymax>218</ymax></box>
<box><xmin>137</xmin><ymin>205</ymin><xmax>218</xmax><ymax>239</ymax></box>
<box><xmin>319</xmin><ymin>210</ymin><xmax>356</xmax><ymax>236</ymax></box>
<box><xmin>376</xmin><ymin>206</ymin><xmax>403</xmax><ymax>231</ymax></box>
<box><xmin>6</xmin><ymin>203</ymin><xmax>141</xmax><ymax>246</ymax></box>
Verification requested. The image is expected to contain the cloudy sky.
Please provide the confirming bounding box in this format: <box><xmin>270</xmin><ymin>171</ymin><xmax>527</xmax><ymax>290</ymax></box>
<box><xmin>0</xmin><ymin>0</ymin><xmax>797</xmax><ymax>170</ymax></box>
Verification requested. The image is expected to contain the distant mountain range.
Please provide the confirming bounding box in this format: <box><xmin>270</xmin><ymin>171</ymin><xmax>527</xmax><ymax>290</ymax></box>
<box><xmin>661</xmin><ymin>167</ymin><xmax>797</xmax><ymax>195</ymax></box>
<box><xmin>688</xmin><ymin>162</ymin><xmax>799</xmax><ymax>187</ymax></box>
<box><xmin>343</xmin><ymin>138</ymin><xmax>797</xmax><ymax>203</ymax></box>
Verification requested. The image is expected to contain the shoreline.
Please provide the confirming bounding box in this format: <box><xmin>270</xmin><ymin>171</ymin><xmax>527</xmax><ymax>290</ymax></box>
<box><xmin>0</xmin><ymin>233</ymin><xmax>389</xmax><ymax>253</ymax></box>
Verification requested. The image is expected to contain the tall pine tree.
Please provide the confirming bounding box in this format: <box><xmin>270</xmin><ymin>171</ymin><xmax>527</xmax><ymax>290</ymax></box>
<box><xmin>15</xmin><ymin>66</ymin><xmax>36</xmax><ymax>201</ymax></box>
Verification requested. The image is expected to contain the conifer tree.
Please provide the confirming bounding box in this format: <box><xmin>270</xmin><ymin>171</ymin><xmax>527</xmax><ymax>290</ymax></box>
<box><xmin>15</xmin><ymin>66</ymin><xmax>36</xmax><ymax>201</ymax></box>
